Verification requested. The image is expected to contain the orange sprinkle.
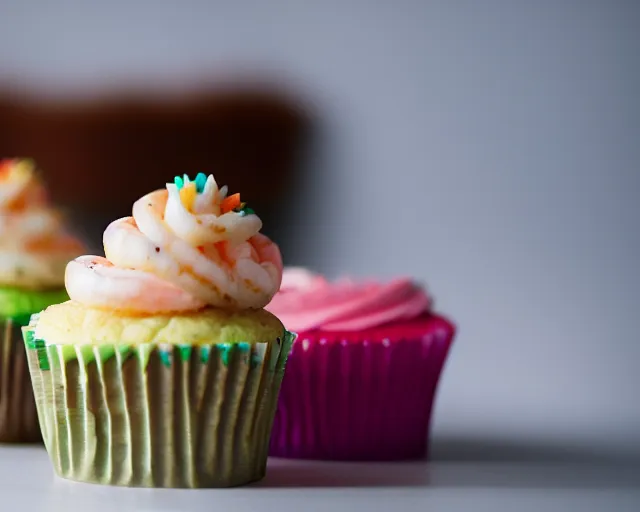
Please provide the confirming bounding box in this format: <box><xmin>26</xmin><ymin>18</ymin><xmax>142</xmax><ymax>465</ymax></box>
<box><xmin>221</xmin><ymin>193</ymin><xmax>241</xmax><ymax>214</ymax></box>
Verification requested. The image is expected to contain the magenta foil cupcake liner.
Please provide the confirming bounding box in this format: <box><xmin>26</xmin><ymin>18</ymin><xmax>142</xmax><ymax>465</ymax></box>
<box><xmin>269</xmin><ymin>316</ymin><xmax>454</xmax><ymax>461</ymax></box>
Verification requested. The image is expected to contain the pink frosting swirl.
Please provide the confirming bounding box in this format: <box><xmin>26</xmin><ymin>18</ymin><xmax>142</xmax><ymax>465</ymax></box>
<box><xmin>265</xmin><ymin>268</ymin><xmax>431</xmax><ymax>332</ymax></box>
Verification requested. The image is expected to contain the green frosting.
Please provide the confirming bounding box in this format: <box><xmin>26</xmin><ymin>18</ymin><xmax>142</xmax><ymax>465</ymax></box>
<box><xmin>0</xmin><ymin>287</ymin><xmax>68</xmax><ymax>326</ymax></box>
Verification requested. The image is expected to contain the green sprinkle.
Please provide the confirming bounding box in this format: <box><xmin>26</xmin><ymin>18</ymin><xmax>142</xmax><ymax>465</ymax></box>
<box><xmin>238</xmin><ymin>206</ymin><xmax>255</xmax><ymax>217</ymax></box>
<box><xmin>174</xmin><ymin>176</ymin><xmax>184</xmax><ymax>189</ymax></box>
<box><xmin>195</xmin><ymin>173</ymin><xmax>207</xmax><ymax>193</ymax></box>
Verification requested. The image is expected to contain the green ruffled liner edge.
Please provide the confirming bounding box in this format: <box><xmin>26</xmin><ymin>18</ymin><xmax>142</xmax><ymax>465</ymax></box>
<box><xmin>22</xmin><ymin>313</ymin><xmax>296</xmax><ymax>372</ymax></box>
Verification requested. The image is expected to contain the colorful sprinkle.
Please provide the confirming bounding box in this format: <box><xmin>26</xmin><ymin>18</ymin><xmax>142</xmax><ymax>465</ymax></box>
<box><xmin>195</xmin><ymin>173</ymin><xmax>207</xmax><ymax>193</ymax></box>
<box><xmin>230</xmin><ymin>201</ymin><xmax>256</xmax><ymax>217</ymax></box>
<box><xmin>238</xmin><ymin>206</ymin><xmax>255</xmax><ymax>217</ymax></box>
<box><xmin>221</xmin><ymin>193</ymin><xmax>241</xmax><ymax>214</ymax></box>
<box><xmin>175</xmin><ymin>173</ymin><xmax>208</xmax><ymax>194</ymax></box>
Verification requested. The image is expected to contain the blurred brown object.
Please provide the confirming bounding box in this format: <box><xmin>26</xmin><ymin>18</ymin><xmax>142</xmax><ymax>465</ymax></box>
<box><xmin>0</xmin><ymin>89</ymin><xmax>308</xmax><ymax>221</ymax></box>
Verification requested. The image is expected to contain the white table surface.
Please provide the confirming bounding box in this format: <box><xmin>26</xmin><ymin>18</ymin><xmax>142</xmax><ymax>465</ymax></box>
<box><xmin>2</xmin><ymin>444</ymin><xmax>639</xmax><ymax>512</ymax></box>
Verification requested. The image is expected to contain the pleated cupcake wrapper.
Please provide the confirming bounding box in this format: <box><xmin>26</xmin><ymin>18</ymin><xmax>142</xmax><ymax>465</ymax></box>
<box><xmin>0</xmin><ymin>319</ymin><xmax>40</xmax><ymax>442</ymax></box>
<box><xmin>270</xmin><ymin>323</ymin><xmax>454</xmax><ymax>461</ymax></box>
<box><xmin>23</xmin><ymin>322</ymin><xmax>295</xmax><ymax>488</ymax></box>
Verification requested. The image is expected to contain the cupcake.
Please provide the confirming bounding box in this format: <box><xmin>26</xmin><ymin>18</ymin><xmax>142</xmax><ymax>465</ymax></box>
<box><xmin>0</xmin><ymin>158</ymin><xmax>84</xmax><ymax>442</ymax></box>
<box><xmin>23</xmin><ymin>173</ymin><xmax>294</xmax><ymax>487</ymax></box>
<box><xmin>266</xmin><ymin>268</ymin><xmax>455</xmax><ymax>461</ymax></box>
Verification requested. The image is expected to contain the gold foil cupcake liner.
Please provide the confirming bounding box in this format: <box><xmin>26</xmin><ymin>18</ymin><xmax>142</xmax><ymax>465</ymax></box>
<box><xmin>23</xmin><ymin>323</ymin><xmax>294</xmax><ymax>488</ymax></box>
<box><xmin>0</xmin><ymin>319</ymin><xmax>40</xmax><ymax>442</ymax></box>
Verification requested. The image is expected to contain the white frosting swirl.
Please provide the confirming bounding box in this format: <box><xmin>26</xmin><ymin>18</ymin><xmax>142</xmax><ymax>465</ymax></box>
<box><xmin>65</xmin><ymin>174</ymin><xmax>283</xmax><ymax>313</ymax></box>
<box><xmin>0</xmin><ymin>159</ymin><xmax>84</xmax><ymax>289</ymax></box>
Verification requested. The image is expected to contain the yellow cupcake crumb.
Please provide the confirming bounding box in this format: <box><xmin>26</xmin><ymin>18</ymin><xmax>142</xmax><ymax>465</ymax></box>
<box><xmin>34</xmin><ymin>301</ymin><xmax>284</xmax><ymax>345</ymax></box>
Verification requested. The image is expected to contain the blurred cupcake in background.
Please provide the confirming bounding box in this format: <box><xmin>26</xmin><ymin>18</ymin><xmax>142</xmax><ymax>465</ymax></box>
<box><xmin>266</xmin><ymin>267</ymin><xmax>455</xmax><ymax>461</ymax></box>
<box><xmin>23</xmin><ymin>172</ymin><xmax>294</xmax><ymax>487</ymax></box>
<box><xmin>0</xmin><ymin>158</ymin><xmax>84</xmax><ymax>442</ymax></box>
